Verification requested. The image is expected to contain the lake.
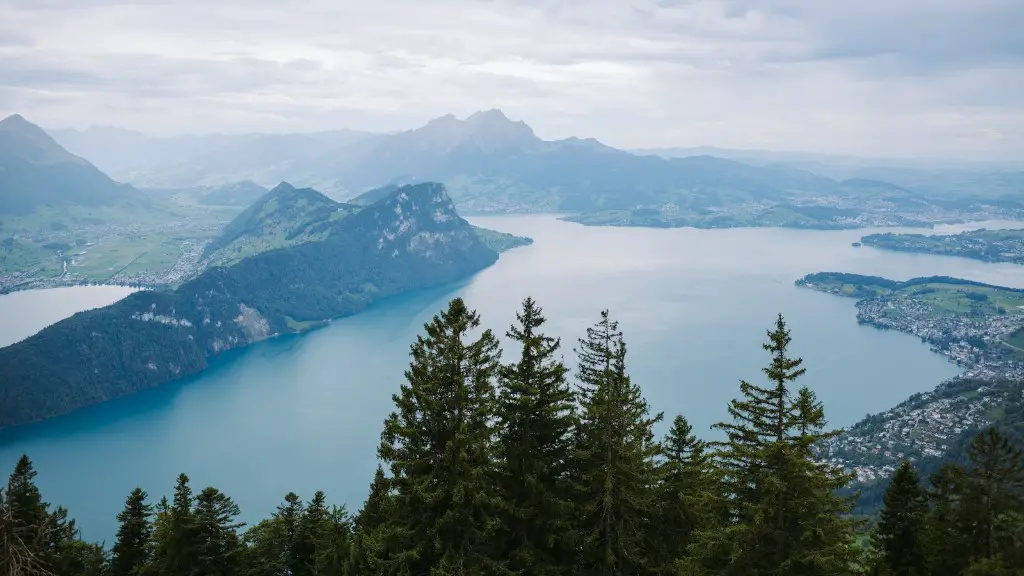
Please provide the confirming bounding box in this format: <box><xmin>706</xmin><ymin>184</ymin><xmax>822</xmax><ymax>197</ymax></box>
<box><xmin>3</xmin><ymin>216</ymin><xmax>1024</xmax><ymax>542</ymax></box>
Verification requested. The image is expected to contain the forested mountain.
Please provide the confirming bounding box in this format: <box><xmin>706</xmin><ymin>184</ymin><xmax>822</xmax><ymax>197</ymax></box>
<box><xmin>0</xmin><ymin>114</ymin><xmax>147</xmax><ymax>215</ymax></box>
<box><xmin>0</xmin><ymin>183</ymin><xmax>506</xmax><ymax>428</ymax></box>
<box><xmin>5</xmin><ymin>300</ymin><xmax>1022</xmax><ymax>575</ymax></box>
<box><xmin>202</xmin><ymin>182</ymin><xmax>358</xmax><ymax>267</ymax></box>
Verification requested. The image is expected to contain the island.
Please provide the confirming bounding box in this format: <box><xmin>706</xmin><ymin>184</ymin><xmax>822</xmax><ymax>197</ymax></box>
<box><xmin>796</xmin><ymin>271</ymin><xmax>1024</xmax><ymax>490</ymax></box>
<box><xmin>0</xmin><ymin>182</ymin><xmax>531</xmax><ymax>429</ymax></box>
<box><xmin>860</xmin><ymin>228</ymin><xmax>1024</xmax><ymax>264</ymax></box>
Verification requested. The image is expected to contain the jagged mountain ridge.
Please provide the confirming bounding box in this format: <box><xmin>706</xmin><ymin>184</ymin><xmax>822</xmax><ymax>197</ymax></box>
<box><xmin>0</xmin><ymin>183</ymin><xmax>500</xmax><ymax>428</ymax></box>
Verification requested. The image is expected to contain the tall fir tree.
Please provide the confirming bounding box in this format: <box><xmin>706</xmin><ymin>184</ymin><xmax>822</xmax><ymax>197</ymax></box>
<box><xmin>654</xmin><ymin>414</ymin><xmax>716</xmax><ymax>574</ymax></box>
<box><xmin>924</xmin><ymin>463</ymin><xmax>971</xmax><ymax>576</ymax></box>
<box><xmin>871</xmin><ymin>461</ymin><xmax>928</xmax><ymax>576</ymax></box>
<box><xmin>493</xmin><ymin>297</ymin><xmax>576</xmax><ymax>576</ymax></box>
<box><xmin>709</xmin><ymin>314</ymin><xmax>858</xmax><ymax>575</ymax></box>
<box><xmin>159</xmin><ymin>473</ymin><xmax>198</xmax><ymax>576</ymax></box>
<box><xmin>378</xmin><ymin>297</ymin><xmax>503</xmax><ymax>575</ymax></box>
<box><xmin>109</xmin><ymin>487</ymin><xmax>154</xmax><ymax>576</ymax></box>
<box><xmin>963</xmin><ymin>427</ymin><xmax>1024</xmax><ymax>564</ymax></box>
<box><xmin>192</xmin><ymin>486</ymin><xmax>243</xmax><ymax>576</ymax></box>
<box><xmin>349</xmin><ymin>466</ymin><xmax>395</xmax><ymax>575</ymax></box>
<box><xmin>570</xmin><ymin>309</ymin><xmax>663</xmax><ymax>576</ymax></box>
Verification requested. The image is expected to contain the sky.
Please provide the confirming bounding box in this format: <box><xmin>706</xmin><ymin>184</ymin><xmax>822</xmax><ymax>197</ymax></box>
<box><xmin>1</xmin><ymin>0</ymin><xmax>1022</xmax><ymax>160</ymax></box>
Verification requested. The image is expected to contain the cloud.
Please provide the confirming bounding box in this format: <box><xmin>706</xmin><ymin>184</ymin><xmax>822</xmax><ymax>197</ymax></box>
<box><xmin>0</xmin><ymin>0</ymin><xmax>1020</xmax><ymax>159</ymax></box>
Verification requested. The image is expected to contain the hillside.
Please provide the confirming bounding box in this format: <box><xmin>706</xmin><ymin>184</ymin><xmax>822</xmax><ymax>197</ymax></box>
<box><xmin>202</xmin><ymin>182</ymin><xmax>357</xmax><ymax>267</ymax></box>
<box><xmin>0</xmin><ymin>114</ymin><xmax>148</xmax><ymax>215</ymax></box>
<box><xmin>0</xmin><ymin>183</ymin><xmax>507</xmax><ymax>428</ymax></box>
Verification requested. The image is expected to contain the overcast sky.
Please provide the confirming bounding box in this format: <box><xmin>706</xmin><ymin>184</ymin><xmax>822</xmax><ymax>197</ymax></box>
<box><xmin>1</xmin><ymin>0</ymin><xmax>1021</xmax><ymax>159</ymax></box>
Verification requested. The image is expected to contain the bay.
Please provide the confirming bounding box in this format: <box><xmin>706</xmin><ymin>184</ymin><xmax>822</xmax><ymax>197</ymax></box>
<box><xmin>2</xmin><ymin>216</ymin><xmax>1023</xmax><ymax>542</ymax></box>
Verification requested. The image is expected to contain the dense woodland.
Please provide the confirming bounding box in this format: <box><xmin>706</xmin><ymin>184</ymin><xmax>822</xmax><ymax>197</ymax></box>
<box><xmin>3</xmin><ymin>297</ymin><xmax>1023</xmax><ymax>575</ymax></box>
<box><xmin>0</xmin><ymin>183</ymin><xmax>500</xmax><ymax>429</ymax></box>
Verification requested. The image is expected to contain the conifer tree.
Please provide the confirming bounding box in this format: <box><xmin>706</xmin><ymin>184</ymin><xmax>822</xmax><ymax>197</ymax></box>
<box><xmin>160</xmin><ymin>474</ymin><xmax>198</xmax><ymax>576</ymax></box>
<box><xmin>6</xmin><ymin>455</ymin><xmax>48</xmax><ymax>551</ymax></box>
<box><xmin>192</xmin><ymin>486</ymin><xmax>243</xmax><ymax>576</ymax></box>
<box><xmin>349</xmin><ymin>466</ymin><xmax>394</xmax><ymax>575</ymax></box>
<box><xmin>654</xmin><ymin>414</ymin><xmax>714</xmax><ymax>574</ymax></box>
<box><xmin>570</xmin><ymin>310</ymin><xmax>663</xmax><ymax>576</ymax></box>
<box><xmin>924</xmin><ymin>463</ymin><xmax>971</xmax><ymax>576</ymax></box>
<box><xmin>710</xmin><ymin>314</ymin><xmax>858</xmax><ymax>575</ymax></box>
<box><xmin>109</xmin><ymin>487</ymin><xmax>154</xmax><ymax>576</ymax></box>
<box><xmin>377</xmin><ymin>297</ymin><xmax>503</xmax><ymax>575</ymax></box>
<box><xmin>278</xmin><ymin>492</ymin><xmax>307</xmax><ymax>576</ymax></box>
<box><xmin>493</xmin><ymin>297</ymin><xmax>576</xmax><ymax>576</ymax></box>
<box><xmin>310</xmin><ymin>501</ymin><xmax>352</xmax><ymax>576</ymax></box>
<box><xmin>871</xmin><ymin>461</ymin><xmax>928</xmax><ymax>576</ymax></box>
<box><xmin>963</xmin><ymin>427</ymin><xmax>1024</xmax><ymax>563</ymax></box>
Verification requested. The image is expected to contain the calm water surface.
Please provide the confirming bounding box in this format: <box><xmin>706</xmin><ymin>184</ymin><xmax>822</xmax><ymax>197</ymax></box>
<box><xmin>0</xmin><ymin>285</ymin><xmax>137</xmax><ymax>347</ymax></box>
<box><xmin>2</xmin><ymin>216</ymin><xmax>1024</xmax><ymax>541</ymax></box>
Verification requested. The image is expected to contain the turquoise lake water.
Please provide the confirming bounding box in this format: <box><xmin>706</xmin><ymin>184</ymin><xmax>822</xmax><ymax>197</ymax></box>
<box><xmin>3</xmin><ymin>216</ymin><xmax>1024</xmax><ymax>542</ymax></box>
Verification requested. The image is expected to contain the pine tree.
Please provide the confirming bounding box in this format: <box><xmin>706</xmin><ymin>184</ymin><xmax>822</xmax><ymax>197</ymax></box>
<box><xmin>710</xmin><ymin>314</ymin><xmax>858</xmax><ymax>575</ymax></box>
<box><xmin>377</xmin><ymin>297</ymin><xmax>503</xmax><ymax>575</ymax></box>
<box><xmin>963</xmin><ymin>427</ymin><xmax>1024</xmax><ymax>563</ymax></box>
<box><xmin>493</xmin><ymin>297</ymin><xmax>576</xmax><ymax>576</ymax></box>
<box><xmin>6</xmin><ymin>455</ymin><xmax>49</xmax><ymax>551</ymax></box>
<box><xmin>871</xmin><ymin>461</ymin><xmax>928</xmax><ymax>576</ymax></box>
<box><xmin>192</xmin><ymin>486</ymin><xmax>243</xmax><ymax>576</ymax></box>
<box><xmin>349</xmin><ymin>466</ymin><xmax>394</xmax><ymax>576</ymax></box>
<box><xmin>924</xmin><ymin>463</ymin><xmax>971</xmax><ymax>576</ymax></box>
<box><xmin>311</xmin><ymin>501</ymin><xmax>352</xmax><ymax>576</ymax></box>
<box><xmin>654</xmin><ymin>414</ymin><xmax>714</xmax><ymax>574</ymax></box>
<box><xmin>278</xmin><ymin>492</ymin><xmax>307</xmax><ymax>576</ymax></box>
<box><xmin>160</xmin><ymin>473</ymin><xmax>198</xmax><ymax>576</ymax></box>
<box><xmin>109</xmin><ymin>487</ymin><xmax>154</xmax><ymax>576</ymax></box>
<box><xmin>570</xmin><ymin>309</ymin><xmax>663</xmax><ymax>575</ymax></box>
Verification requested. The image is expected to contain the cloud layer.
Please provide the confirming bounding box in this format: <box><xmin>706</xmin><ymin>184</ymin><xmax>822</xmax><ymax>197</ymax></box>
<box><xmin>1</xmin><ymin>0</ymin><xmax>1021</xmax><ymax>159</ymax></box>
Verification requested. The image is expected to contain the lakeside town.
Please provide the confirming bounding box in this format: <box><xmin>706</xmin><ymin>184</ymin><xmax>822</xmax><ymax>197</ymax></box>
<box><xmin>798</xmin><ymin>274</ymin><xmax>1024</xmax><ymax>484</ymax></box>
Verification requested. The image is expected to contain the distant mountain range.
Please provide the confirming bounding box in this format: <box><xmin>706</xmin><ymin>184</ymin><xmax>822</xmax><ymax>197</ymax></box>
<box><xmin>48</xmin><ymin>111</ymin><xmax>1022</xmax><ymax>222</ymax></box>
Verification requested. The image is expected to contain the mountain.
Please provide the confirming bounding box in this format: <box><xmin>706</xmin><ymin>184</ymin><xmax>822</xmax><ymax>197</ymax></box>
<box><xmin>0</xmin><ymin>114</ymin><xmax>147</xmax><ymax>215</ymax></box>
<box><xmin>197</xmin><ymin>180</ymin><xmax>269</xmax><ymax>206</ymax></box>
<box><xmin>51</xmin><ymin>125</ymin><xmax>379</xmax><ymax>187</ymax></box>
<box><xmin>202</xmin><ymin>181</ymin><xmax>358</xmax><ymax>267</ymax></box>
<box><xmin>0</xmin><ymin>183</ymin><xmax>513</xmax><ymax>428</ymax></box>
<box><xmin>47</xmin><ymin>111</ymin><xmax>1023</xmax><ymax>228</ymax></box>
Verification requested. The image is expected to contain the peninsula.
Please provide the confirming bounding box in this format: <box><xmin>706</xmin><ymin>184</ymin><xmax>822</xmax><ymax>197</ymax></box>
<box><xmin>860</xmin><ymin>228</ymin><xmax>1024</xmax><ymax>264</ymax></box>
<box><xmin>0</xmin><ymin>183</ymin><xmax>528</xmax><ymax>429</ymax></box>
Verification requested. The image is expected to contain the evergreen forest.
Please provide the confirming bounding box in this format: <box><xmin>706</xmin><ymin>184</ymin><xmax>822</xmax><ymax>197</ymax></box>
<box><xmin>3</xmin><ymin>297</ymin><xmax>1023</xmax><ymax>575</ymax></box>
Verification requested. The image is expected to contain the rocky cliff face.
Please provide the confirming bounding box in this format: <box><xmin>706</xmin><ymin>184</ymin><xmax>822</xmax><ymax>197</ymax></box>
<box><xmin>0</xmin><ymin>183</ymin><xmax>497</xmax><ymax>428</ymax></box>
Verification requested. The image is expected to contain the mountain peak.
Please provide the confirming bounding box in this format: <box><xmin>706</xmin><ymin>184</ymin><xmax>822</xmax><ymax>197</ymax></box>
<box><xmin>269</xmin><ymin>181</ymin><xmax>296</xmax><ymax>194</ymax></box>
<box><xmin>0</xmin><ymin>113</ymin><xmax>84</xmax><ymax>166</ymax></box>
<box><xmin>408</xmin><ymin>110</ymin><xmax>538</xmax><ymax>152</ymax></box>
<box><xmin>466</xmin><ymin>109</ymin><xmax>510</xmax><ymax>123</ymax></box>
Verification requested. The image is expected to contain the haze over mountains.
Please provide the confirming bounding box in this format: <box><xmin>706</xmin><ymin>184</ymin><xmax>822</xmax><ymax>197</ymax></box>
<box><xmin>49</xmin><ymin>110</ymin><xmax>1023</xmax><ymax>212</ymax></box>
<box><xmin>0</xmin><ymin>114</ymin><xmax>148</xmax><ymax>216</ymax></box>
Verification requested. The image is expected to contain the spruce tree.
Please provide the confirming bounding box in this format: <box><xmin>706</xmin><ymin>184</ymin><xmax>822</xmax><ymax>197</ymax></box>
<box><xmin>349</xmin><ymin>466</ymin><xmax>394</xmax><ymax>575</ymax></box>
<box><xmin>110</xmin><ymin>487</ymin><xmax>154</xmax><ymax>576</ymax></box>
<box><xmin>924</xmin><ymin>463</ymin><xmax>971</xmax><ymax>576</ymax></box>
<box><xmin>160</xmin><ymin>473</ymin><xmax>198</xmax><ymax>576</ymax></box>
<box><xmin>963</xmin><ymin>427</ymin><xmax>1024</xmax><ymax>563</ymax></box>
<box><xmin>192</xmin><ymin>486</ymin><xmax>243</xmax><ymax>576</ymax></box>
<box><xmin>494</xmin><ymin>297</ymin><xmax>575</xmax><ymax>576</ymax></box>
<box><xmin>710</xmin><ymin>314</ymin><xmax>858</xmax><ymax>575</ymax></box>
<box><xmin>654</xmin><ymin>415</ymin><xmax>714</xmax><ymax>574</ymax></box>
<box><xmin>570</xmin><ymin>310</ymin><xmax>663</xmax><ymax>576</ymax></box>
<box><xmin>871</xmin><ymin>461</ymin><xmax>928</xmax><ymax>576</ymax></box>
<box><xmin>378</xmin><ymin>297</ymin><xmax>503</xmax><ymax>575</ymax></box>
<box><xmin>278</xmin><ymin>492</ymin><xmax>307</xmax><ymax>576</ymax></box>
